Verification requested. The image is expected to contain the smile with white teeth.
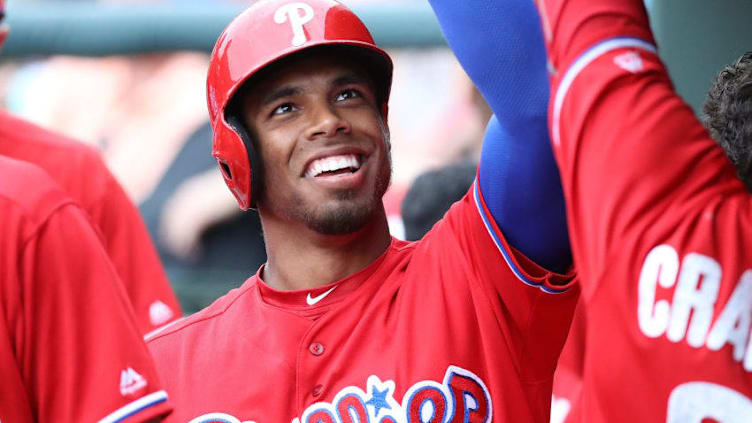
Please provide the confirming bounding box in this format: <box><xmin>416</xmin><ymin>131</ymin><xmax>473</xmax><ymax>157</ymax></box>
<box><xmin>305</xmin><ymin>154</ymin><xmax>362</xmax><ymax>178</ymax></box>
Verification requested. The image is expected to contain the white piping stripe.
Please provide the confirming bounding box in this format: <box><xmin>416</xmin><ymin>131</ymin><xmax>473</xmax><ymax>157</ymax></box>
<box><xmin>98</xmin><ymin>390</ymin><xmax>168</xmax><ymax>423</ymax></box>
<box><xmin>552</xmin><ymin>37</ymin><xmax>657</xmax><ymax>147</ymax></box>
<box><xmin>144</xmin><ymin>316</ymin><xmax>187</xmax><ymax>342</ymax></box>
<box><xmin>472</xmin><ymin>180</ymin><xmax>568</xmax><ymax>294</ymax></box>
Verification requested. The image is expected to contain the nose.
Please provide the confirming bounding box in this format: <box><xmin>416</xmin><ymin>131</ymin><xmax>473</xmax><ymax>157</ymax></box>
<box><xmin>306</xmin><ymin>103</ymin><xmax>351</xmax><ymax>140</ymax></box>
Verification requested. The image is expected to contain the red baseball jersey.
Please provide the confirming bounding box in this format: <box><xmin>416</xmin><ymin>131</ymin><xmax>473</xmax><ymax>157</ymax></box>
<box><xmin>147</xmin><ymin>182</ymin><xmax>578</xmax><ymax>422</ymax></box>
<box><xmin>0</xmin><ymin>156</ymin><xmax>171</xmax><ymax>422</ymax></box>
<box><xmin>0</xmin><ymin>110</ymin><xmax>181</xmax><ymax>334</ymax></box>
<box><xmin>537</xmin><ymin>0</ymin><xmax>752</xmax><ymax>420</ymax></box>
<box><xmin>550</xmin><ymin>300</ymin><xmax>585</xmax><ymax>423</ymax></box>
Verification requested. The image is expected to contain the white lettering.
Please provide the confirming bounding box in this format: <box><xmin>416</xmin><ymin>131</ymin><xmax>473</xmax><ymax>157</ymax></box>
<box><xmin>274</xmin><ymin>3</ymin><xmax>315</xmax><ymax>47</ymax></box>
<box><xmin>638</xmin><ymin>245</ymin><xmax>679</xmax><ymax>338</ymax></box>
<box><xmin>668</xmin><ymin>253</ymin><xmax>721</xmax><ymax>347</ymax></box>
<box><xmin>707</xmin><ymin>270</ymin><xmax>752</xmax><ymax>361</ymax></box>
<box><xmin>745</xmin><ymin>324</ymin><xmax>752</xmax><ymax>372</ymax></box>
<box><xmin>667</xmin><ymin>382</ymin><xmax>752</xmax><ymax>423</ymax></box>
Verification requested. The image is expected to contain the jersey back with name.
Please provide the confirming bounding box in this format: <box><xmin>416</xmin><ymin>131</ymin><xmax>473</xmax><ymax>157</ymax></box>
<box><xmin>537</xmin><ymin>0</ymin><xmax>752</xmax><ymax>420</ymax></box>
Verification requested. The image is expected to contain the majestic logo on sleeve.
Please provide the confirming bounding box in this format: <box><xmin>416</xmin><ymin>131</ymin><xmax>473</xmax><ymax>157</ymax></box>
<box><xmin>149</xmin><ymin>300</ymin><xmax>175</xmax><ymax>326</ymax></box>
<box><xmin>119</xmin><ymin>367</ymin><xmax>147</xmax><ymax>396</ymax></box>
<box><xmin>274</xmin><ymin>2</ymin><xmax>315</xmax><ymax>47</ymax></box>
<box><xmin>613</xmin><ymin>51</ymin><xmax>644</xmax><ymax>74</ymax></box>
<box><xmin>188</xmin><ymin>365</ymin><xmax>491</xmax><ymax>423</ymax></box>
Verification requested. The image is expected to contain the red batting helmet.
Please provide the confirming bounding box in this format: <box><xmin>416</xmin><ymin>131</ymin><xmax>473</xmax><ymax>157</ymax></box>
<box><xmin>207</xmin><ymin>0</ymin><xmax>393</xmax><ymax>210</ymax></box>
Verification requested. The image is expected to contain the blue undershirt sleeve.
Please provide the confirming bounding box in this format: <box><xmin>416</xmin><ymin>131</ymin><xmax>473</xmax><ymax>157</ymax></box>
<box><xmin>428</xmin><ymin>0</ymin><xmax>572</xmax><ymax>273</ymax></box>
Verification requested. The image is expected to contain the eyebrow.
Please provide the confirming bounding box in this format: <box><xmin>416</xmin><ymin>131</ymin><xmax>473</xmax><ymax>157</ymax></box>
<box><xmin>332</xmin><ymin>73</ymin><xmax>370</xmax><ymax>88</ymax></box>
<box><xmin>260</xmin><ymin>86</ymin><xmax>301</xmax><ymax>107</ymax></box>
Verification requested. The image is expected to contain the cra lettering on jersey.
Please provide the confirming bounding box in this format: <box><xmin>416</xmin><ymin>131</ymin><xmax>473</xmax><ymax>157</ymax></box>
<box><xmin>638</xmin><ymin>245</ymin><xmax>752</xmax><ymax>371</ymax></box>
<box><xmin>188</xmin><ymin>365</ymin><xmax>491</xmax><ymax>423</ymax></box>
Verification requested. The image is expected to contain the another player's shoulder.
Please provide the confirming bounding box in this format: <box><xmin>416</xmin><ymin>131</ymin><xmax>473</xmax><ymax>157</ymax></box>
<box><xmin>145</xmin><ymin>277</ymin><xmax>260</xmax><ymax>347</ymax></box>
<box><xmin>0</xmin><ymin>111</ymin><xmax>107</xmax><ymax>177</ymax></box>
<box><xmin>0</xmin><ymin>156</ymin><xmax>73</xmax><ymax>226</ymax></box>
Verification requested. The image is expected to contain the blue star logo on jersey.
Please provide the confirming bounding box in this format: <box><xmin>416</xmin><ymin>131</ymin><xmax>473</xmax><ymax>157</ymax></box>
<box><xmin>366</xmin><ymin>385</ymin><xmax>392</xmax><ymax>416</ymax></box>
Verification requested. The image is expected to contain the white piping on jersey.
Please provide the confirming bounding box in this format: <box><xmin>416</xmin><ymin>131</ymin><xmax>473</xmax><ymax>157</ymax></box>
<box><xmin>552</xmin><ymin>37</ymin><xmax>657</xmax><ymax>147</ymax></box>
<box><xmin>98</xmin><ymin>390</ymin><xmax>168</xmax><ymax>423</ymax></box>
<box><xmin>473</xmin><ymin>180</ymin><xmax>568</xmax><ymax>294</ymax></box>
<box><xmin>143</xmin><ymin>316</ymin><xmax>188</xmax><ymax>342</ymax></box>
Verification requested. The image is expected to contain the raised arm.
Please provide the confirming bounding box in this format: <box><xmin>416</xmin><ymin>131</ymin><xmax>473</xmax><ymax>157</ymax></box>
<box><xmin>532</xmin><ymin>0</ymin><xmax>752</xmax><ymax>290</ymax></box>
<box><xmin>529</xmin><ymin>0</ymin><xmax>752</xmax><ymax>418</ymax></box>
<box><xmin>428</xmin><ymin>0</ymin><xmax>571</xmax><ymax>273</ymax></box>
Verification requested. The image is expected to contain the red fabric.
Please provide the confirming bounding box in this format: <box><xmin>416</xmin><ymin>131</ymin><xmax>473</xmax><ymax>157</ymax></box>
<box><xmin>0</xmin><ymin>110</ymin><xmax>181</xmax><ymax>334</ymax></box>
<box><xmin>551</xmin><ymin>299</ymin><xmax>585</xmax><ymax>423</ymax></box>
<box><xmin>538</xmin><ymin>0</ymin><xmax>752</xmax><ymax>420</ymax></box>
<box><xmin>147</xmin><ymin>184</ymin><xmax>578</xmax><ymax>422</ymax></box>
<box><xmin>0</xmin><ymin>156</ymin><xmax>171</xmax><ymax>422</ymax></box>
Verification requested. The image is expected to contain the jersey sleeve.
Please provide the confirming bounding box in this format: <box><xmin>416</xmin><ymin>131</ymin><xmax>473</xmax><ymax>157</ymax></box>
<box><xmin>536</xmin><ymin>0</ymin><xmax>752</xmax><ymax>299</ymax></box>
<box><xmin>433</xmin><ymin>182</ymin><xmax>578</xmax><ymax>382</ymax></box>
<box><xmin>19</xmin><ymin>203</ymin><xmax>171</xmax><ymax>422</ymax></box>
<box><xmin>88</xmin><ymin>157</ymin><xmax>182</xmax><ymax>335</ymax></box>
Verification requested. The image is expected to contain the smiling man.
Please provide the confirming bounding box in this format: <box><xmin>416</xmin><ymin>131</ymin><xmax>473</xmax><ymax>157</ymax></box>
<box><xmin>146</xmin><ymin>0</ymin><xmax>578</xmax><ymax>421</ymax></box>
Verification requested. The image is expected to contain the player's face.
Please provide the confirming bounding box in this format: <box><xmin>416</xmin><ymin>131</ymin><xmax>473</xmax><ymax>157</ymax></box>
<box><xmin>243</xmin><ymin>53</ymin><xmax>391</xmax><ymax>235</ymax></box>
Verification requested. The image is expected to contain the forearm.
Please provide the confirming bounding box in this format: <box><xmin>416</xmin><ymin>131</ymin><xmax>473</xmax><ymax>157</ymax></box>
<box><xmin>428</xmin><ymin>0</ymin><xmax>550</xmax><ymax>126</ymax></box>
<box><xmin>429</xmin><ymin>0</ymin><xmax>571</xmax><ymax>272</ymax></box>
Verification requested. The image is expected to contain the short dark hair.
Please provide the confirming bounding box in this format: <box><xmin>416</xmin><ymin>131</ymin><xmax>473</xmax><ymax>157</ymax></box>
<box><xmin>401</xmin><ymin>160</ymin><xmax>477</xmax><ymax>241</ymax></box>
<box><xmin>703</xmin><ymin>51</ymin><xmax>752</xmax><ymax>192</ymax></box>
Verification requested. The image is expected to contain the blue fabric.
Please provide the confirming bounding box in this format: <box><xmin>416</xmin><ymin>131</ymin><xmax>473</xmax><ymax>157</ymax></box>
<box><xmin>429</xmin><ymin>0</ymin><xmax>571</xmax><ymax>272</ymax></box>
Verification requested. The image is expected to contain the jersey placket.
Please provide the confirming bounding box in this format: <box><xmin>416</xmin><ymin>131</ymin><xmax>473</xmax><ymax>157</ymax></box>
<box><xmin>296</xmin><ymin>312</ymin><xmax>333</xmax><ymax>412</ymax></box>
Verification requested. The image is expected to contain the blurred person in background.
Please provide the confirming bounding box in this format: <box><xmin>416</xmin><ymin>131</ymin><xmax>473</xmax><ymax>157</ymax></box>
<box><xmin>139</xmin><ymin>121</ymin><xmax>268</xmax><ymax>312</ymax></box>
<box><xmin>0</xmin><ymin>1</ymin><xmax>181</xmax><ymax>334</ymax></box>
<box><xmin>401</xmin><ymin>159</ymin><xmax>476</xmax><ymax>241</ymax></box>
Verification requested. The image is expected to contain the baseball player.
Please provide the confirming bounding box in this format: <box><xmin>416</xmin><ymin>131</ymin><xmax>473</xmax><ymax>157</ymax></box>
<box><xmin>0</xmin><ymin>155</ymin><xmax>172</xmax><ymax>422</ymax></box>
<box><xmin>146</xmin><ymin>0</ymin><xmax>578</xmax><ymax>421</ymax></box>
<box><xmin>525</xmin><ymin>0</ymin><xmax>752</xmax><ymax>420</ymax></box>
<box><xmin>0</xmin><ymin>1</ymin><xmax>181</xmax><ymax>335</ymax></box>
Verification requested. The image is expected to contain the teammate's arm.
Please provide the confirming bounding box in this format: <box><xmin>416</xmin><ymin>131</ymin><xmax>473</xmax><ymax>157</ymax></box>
<box><xmin>428</xmin><ymin>0</ymin><xmax>571</xmax><ymax>273</ymax></box>
<box><xmin>532</xmin><ymin>0</ymin><xmax>751</xmax><ymax>286</ymax></box>
<box><xmin>92</xmin><ymin>157</ymin><xmax>182</xmax><ymax>333</ymax></box>
<box><xmin>22</xmin><ymin>201</ymin><xmax>171</xmax><ymax>422</ymax></box>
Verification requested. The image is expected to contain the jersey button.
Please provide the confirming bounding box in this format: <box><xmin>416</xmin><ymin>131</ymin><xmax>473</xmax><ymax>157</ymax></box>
<box><xmin>309</xmin><ymin>342</ymin><xmax>325</xmax><ymax>356</ymax></box>
<box><xmin>312</xmin><ymin>384</ymin><xmax>324</xmax><ymax>397</ymax></box>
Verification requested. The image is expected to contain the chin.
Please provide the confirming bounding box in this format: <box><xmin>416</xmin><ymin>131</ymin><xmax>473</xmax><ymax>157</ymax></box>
<box><xmin>305</xmin><ymin>159</ymin><xmax>391</xmax><ymax>235</ymax></box>
<box><xmin>303</xmin><ymin>194</ymin><xmax>380</xmax><ymax>235</ymax></box>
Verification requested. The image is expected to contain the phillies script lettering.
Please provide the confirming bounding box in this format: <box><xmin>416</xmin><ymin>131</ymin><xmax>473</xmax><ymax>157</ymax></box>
<box><xmin>188</xmin><ymin>365</ymin><xmax>492</xmax><ymax>423</ymax></box>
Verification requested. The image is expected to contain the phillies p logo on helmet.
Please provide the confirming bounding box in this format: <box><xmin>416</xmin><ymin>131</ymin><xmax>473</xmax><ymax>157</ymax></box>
<box><xmin>274</xmin><ymin>2</ymin><xmax>315</xmax><ymax>47</ymax></box>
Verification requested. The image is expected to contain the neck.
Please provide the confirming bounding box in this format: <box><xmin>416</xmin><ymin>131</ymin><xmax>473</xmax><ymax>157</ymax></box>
<box><xmin>259</xmin><ymin>206</ymin><xmax>391</xmax><ymax>291</ymax></box>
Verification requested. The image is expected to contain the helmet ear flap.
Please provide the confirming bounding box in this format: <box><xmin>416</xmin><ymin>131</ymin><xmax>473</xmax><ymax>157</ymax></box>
<box><xmin>212</xmin><ymin>117</ymin><xmax>258</xmax><ymax>210</ymax></box>
<box><xmin>226</xmin><ymin>114</ymin><xmax>264</xmax><ymax>209</ymax></box>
